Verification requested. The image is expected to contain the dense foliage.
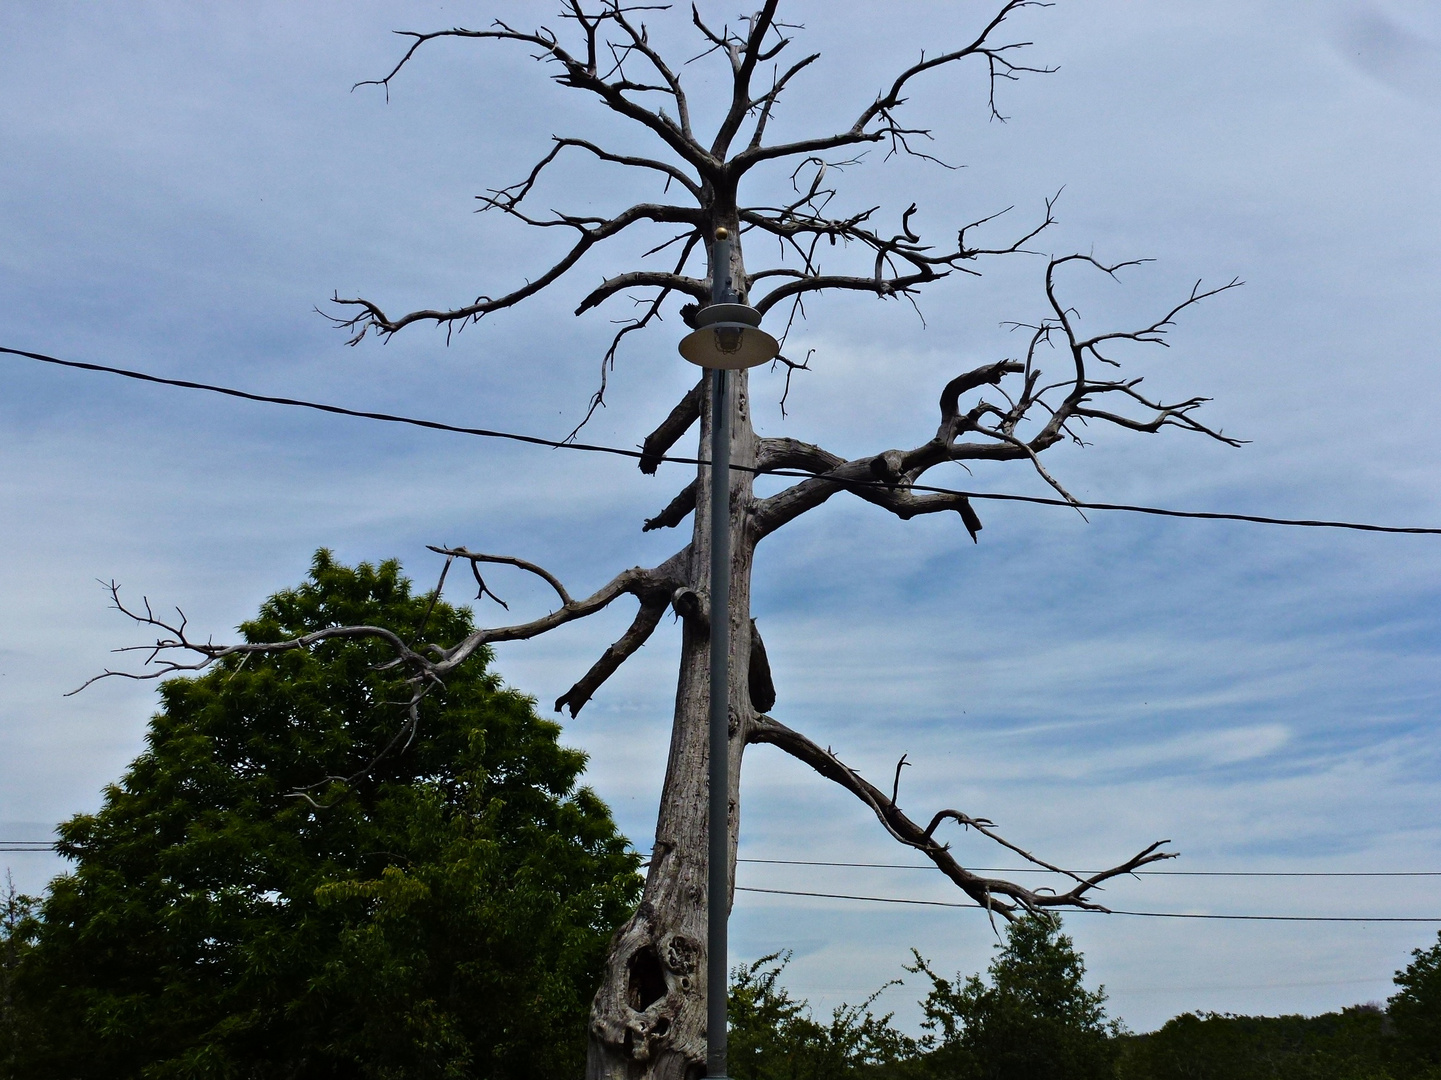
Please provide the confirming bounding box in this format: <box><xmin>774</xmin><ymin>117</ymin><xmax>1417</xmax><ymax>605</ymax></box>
<box><xmin>1116</xmin><ymin>1007</ymin><xmax>1396</xmax><ymax>1080</ymax></box>
<box><xmin>1</xmin><ymin>552</ymin><xmax>641</xmax><ymax>1080</ymax></box>
<box><xmin>909</xmin><ymin>913</ymin><xmax>1121</xmax><ymax>1080</ymax></box>
<box><xmin>1391</xmin><ymin>934</ymin><xmax>1441</xmax><ymax>1074</ymax></box>
<box><xmin>727</xmin><ymin>914</ymin><xmax>1119</xmax><ymax>1080</ymax></box>
<box><xmin>725</xmin><ymin>922</ymin><xmax>1441</xmax><ymax>1080</ymax></box>
<box><xmin>728</xmin><ymin>951</ymin><xmax>916</xmax><ymax>1080</ymax></box>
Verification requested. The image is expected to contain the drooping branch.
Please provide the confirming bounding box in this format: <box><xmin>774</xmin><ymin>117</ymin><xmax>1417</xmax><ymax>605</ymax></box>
<box><xmin>568</xmin><ymin>232</ymin><xmax>705</xmax><ymax>442</ymax></box>
<box><xmin>81</xmin><ymin>543</ymin><xmax>700</xmax><ymax>808</ymax></box>
<box><xmin>421</xmin><ymin>547</ymin><xmax>688</xmax><ymax>674</ymax></box>
<box><xmin>574</xmin><ymin>268</ymin><xmax>709</xmax><ymax>317</ymax></box>
<box><xmin>753</xmin><ymin>461</ymin><xmax>986</xmax><ymax>542</ymax></box>
<box><xmin>748</xmin><ymin>713</ymin><xmax>1174</xmax><ymax>918</ymax></box>
<box><xmin>643</xmin><ymin>480</ymin><xmax>697</xmax><ymax>532</ymax></box>
<box><xmin>748</xmin><ymin>619</ymin><xmax>776</xmax><ymax>712</ymax></box>
<box><xmin>555</xmin><ymin>589</ymin><xmax>672</xmax><ymax>716</ymax></box>
<box><xmin>427</xmin><ymin>546</ymin><xmax>575</xmax><ymax>607</ymax></box>
<box><xmin>638</xmin><ymin>377</ymin><xmax>703</xmax><ymax>474</ymax></box>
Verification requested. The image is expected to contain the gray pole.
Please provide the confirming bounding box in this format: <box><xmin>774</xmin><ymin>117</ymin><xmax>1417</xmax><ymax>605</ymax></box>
<box><xmin>706</xmin><ymin>233</ymin><xmax>734</xmax><ymax>1080</ymax></box>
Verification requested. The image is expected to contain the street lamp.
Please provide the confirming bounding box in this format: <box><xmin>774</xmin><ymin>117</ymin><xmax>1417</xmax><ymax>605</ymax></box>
<box><xmin>679</xmin><ymin>227</ymin><xmax>778</xmax><ymax>1080</ymax></box>
<box><xmin>678</xmin><ymin>302</ymin><xmax>780</xmax><ymax>370</ymax></box>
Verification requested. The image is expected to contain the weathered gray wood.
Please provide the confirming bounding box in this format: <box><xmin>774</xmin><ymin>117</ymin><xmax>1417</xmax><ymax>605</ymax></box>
<box><xmin>586</xmin><ymin>299</ymin><xmax>761</xmax><ymax>1080</ymax></box>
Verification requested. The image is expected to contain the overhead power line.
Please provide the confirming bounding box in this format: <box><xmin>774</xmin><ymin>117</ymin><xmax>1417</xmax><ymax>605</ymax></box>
<box><xmin>735</xmin><ymin>857</ymin><xmax>1441</xmax><ymax>878</ymax></box>
<box><xmin>0</xmin><ymin>345</ymin><xmax>643</xmax><ymax>462</ymax></box>
<box><xmin>11</xmin><ymin>844</ymin><xmax>1438</xmax><ymax>879</ymax></box>
<box><xmin>5</xmin><ymin>344</ymin><xmax>1441</xmax><ymax>536</ymax></box>
<box><xmin>737</xmin><ymin>886</ymin><xmax>1441</xmax><ymax>923</ymax></box>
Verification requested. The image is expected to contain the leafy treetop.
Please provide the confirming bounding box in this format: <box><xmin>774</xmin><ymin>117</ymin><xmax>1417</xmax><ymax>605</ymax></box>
<box><xmin>8</xmin><ymin>551</ymin><xmax>641</xmax><ymax>1080</ymax></box>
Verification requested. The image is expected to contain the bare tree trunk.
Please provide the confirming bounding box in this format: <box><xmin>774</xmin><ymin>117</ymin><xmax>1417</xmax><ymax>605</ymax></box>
<box><xmin>88</xmin><ymin>13</ymin><xmax>1220</xmax><ymax>1075</ymax></box>
<box><xmin>586</xmin><ymin>366</ymin><xmax>757</xmax><ymax>1080</ymax></box>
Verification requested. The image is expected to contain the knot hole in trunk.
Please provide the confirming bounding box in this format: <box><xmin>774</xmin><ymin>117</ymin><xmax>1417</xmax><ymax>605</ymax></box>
<box><xmin>627</xmin><ymin>944</ymin><xmax>668</xmax><ymax>1012</ymax></box>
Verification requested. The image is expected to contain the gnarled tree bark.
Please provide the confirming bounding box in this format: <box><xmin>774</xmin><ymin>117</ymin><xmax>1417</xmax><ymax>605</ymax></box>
<box><xmin>585</xmin><ymin>315</ymin><xmax>762</xmax><ymax>1078</ymax></box>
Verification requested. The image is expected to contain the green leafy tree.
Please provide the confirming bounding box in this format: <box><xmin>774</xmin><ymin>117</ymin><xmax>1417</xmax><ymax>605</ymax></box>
<box><xmin>12</xmin><ymin>552</ymin><xmax>641</xmax><ymax>1080</ymax></box>
<box><xmin>728</xmin><ymin>952</ymin><xmax>917</xmax><ymax>1080</ymax></box>
<box><xmin>0</xmin><ymin>875</ymin><xmax>39</xmax><ymax>1079</ymax></box>
<box><xmin>910</xmin><ymin>913</ymin><xmax>1120</xmax><ymax>1080</ymax></box>
<box><xmin>1391</xmin><ymin>933</ymin><xmax>1441</xmax><ymax>1076</ymax></box>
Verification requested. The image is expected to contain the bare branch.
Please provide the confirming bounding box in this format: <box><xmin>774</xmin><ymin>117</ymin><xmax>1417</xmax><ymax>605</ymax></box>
<box><xmin>643</xmin><ymin>480</ymin><xmax>697</xmax><ymax>532</ymax></box>
<box><xmin>752</xmin><ymin>259</ymin><xmax>1241</xmax><ymax>538</ymax></box>
<box><xmin>746</xmin><ymin>53</ymin><xmax>821</xmax><ymax>151</ymax></box>
<box><xmin>728</xmin><ymin>1</ymin><xmax>1054</xmax><ymax>173</ymax></box>
<box><xmin>566</xmin><ymin>231</ymin><xmax>704</xmax><ymax>442</ymax></box>
<box><xmin>328</xmin><ymin>203</ymin><xmax>703</xmax><ymax>343</ymax></box>
<box><xmin>88</xmin><ymin>547</ymin><xmax>691</xmax><ymax>699</ymax></box>
<box><xmin>427</xmin><ymin>547</ymin><xmax>574</xmax><ymax>607</ymax></box>
<box><xmin>752</xmin><ymin>454</ymin><xmax>985</xmax><ymax>541</ymax></box>
<box><xmin>607</xmin><ymin>4</ymin><xmax>697</xmax><ymax>141</ymax></box>
<box><xmin>71</xmin><ymin>581</ymin><xmax>427</xmax><ymax>694</ymax></box>
<box><xmin>639</xmin><ymin>377</ymin><xmax>703</xmax><ymax>474</ymax></box>
<box><xmin>355</xmin><ymin>21</ymin><xmax>718</xmax><ymax>176</ymax></box>
<box><xmin>710</xmin><ymin>0</ymin><xmax>784</xmax><ymax>158</ymax></box>
<box><xmin>555</xmin><ymin>591</ymin><xmax>671</xmax><ymax>716</ymax></box>
<box><xmin>773</xmin><ymin>349</ymin><xmax>812</xmax><ymax>417</ymax></box>
<box><xmin>756</xmin><ymin>436</ymin><xmax>844</xmax><ymax>475</ymax></box>
<box><xmin>575</xmin><ymin>268</ymin><xmax>709</xmax><ymax>316</ymax></box>
<box><xmin>749</xmin><ymin>713</ymin><xmax>1174</xmax><ymax>919</ymax></box>
<box><xmin>503</xmin><ymin>136</ymin><xmax>703</xmax><ymax>202</ymax></box>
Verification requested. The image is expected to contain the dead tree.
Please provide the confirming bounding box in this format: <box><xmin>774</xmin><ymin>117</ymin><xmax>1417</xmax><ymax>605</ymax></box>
<box><xmin>89</xmin><ymin>5</ymin><xmax>1241</xmax><ymax>1079</ymax></box>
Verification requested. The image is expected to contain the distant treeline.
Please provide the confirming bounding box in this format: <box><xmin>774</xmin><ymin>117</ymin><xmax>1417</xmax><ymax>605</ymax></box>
<box><xmin>725</xmin><ymin>916</ymin><xmax>1441</xmax><ymax>1080</ymax></box>
<box><xmin>1116</xmin><ymin>1007</ymin><xmax>1402</xmax><ymax>1080</ymax></box>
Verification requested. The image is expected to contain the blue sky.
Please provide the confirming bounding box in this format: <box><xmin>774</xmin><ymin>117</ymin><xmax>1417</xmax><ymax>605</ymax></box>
<box><xmin>2</xmin><ymin>0</ymin><xmax>1440</xmax><ymax>1033</ymax></box>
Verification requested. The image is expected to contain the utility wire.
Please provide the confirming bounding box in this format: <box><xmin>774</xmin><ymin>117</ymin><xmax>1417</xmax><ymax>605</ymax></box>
<box><xmin>10</xmin><ymin>844</ymin><xmax>1438</xmax><ymax>879</ymax></box>
<box><xmin>734</xmin><ymin>858</ymin><xmax>1441</xmax><ymax>878</ymax></box>
<box><xmin>0</xmin><ymin>346</ymin><xmax>646</xmax><ymax>462</ymax></box>
<box><xmin>6</xmin><ymin>344</ymin><xmax>1441</xmax><ymax>536</ymax></box>
<box><xmin>9</xmin><ymin>843</ymin><xmax>1434</xmax><ymax>920</ymax></box>
<box><xmin>9</xmin><ymin>843</ymin><xmax>1432</xmax><ymax>921</ymax></box>
<box><xmin>737</xmin><ymin>886</ymin><xmax>1441</xmax><ymax>923</ymax></box>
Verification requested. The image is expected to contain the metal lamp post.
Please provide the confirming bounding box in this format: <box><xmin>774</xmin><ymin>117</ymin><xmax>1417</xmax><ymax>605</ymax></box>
<box><xmin>678</xmin><ymin>227</ymin><xmax>779</xmax><ymax>1080</ymax></box>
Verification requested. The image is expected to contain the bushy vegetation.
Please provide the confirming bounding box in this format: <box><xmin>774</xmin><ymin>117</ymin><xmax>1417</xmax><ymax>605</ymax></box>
<box><xmin>727</xmin><ymin>921</ymin><xmax>1441</xmax><ymax>1080</ymax></box>
<box><xmin>0</xmin><ymin>553</ymin><xmax>641</xmax><ymax>1079</ymax></box>
<box><xmin>1115</xmin><ymin>1006</ymin><xmax>1395</xmax><ymax>1080</ymax></box>
<box><xmin>729</xmin><ymin>912</ymin><xmax>1117</xmax><ymax>1080</ymax></box>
